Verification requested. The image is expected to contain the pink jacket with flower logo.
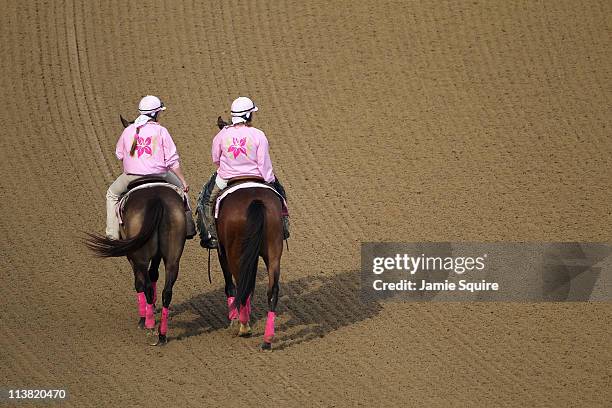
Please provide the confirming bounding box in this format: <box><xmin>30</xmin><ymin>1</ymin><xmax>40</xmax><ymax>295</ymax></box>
<box><xmin>212</xmin><ymin>125</ymin><xmax>275</xmax><ymax>183</ymax></box>
<box><xmin>116</xmin><ymin>122</ymin><xmax>180</xmax><ymax>175</ymax></box>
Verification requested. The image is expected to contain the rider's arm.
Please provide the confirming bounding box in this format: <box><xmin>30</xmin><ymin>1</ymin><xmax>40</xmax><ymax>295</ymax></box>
<box><xmin>256</xmin><ymin>134</ymin><xmax>275</xmax><ymax>183</ymax></box>
<box><xmin>211</xmin><ymin>131</ymin><xmax>222</xmax><ymax>166</ymax></box>
<box><xmin>170</xmin><ymin>164</ymin><xmax>189</xmax><ymax>192</ymax></box>
<box><xmin>161</xmin><ymin>127</ymin><xmax>189</xmax><ymax>192</ymax></box>
<box><xmin>115</xmin><ymin>128</ymin><xmax>128</xmax><ymax>160</ymax></box>
<box><xmin>161</xmin><ymin>127</ymin><xmax>180</xmax><ymax>169</ymax></box>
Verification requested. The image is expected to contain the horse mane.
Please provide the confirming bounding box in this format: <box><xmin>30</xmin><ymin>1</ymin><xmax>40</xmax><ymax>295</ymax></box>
<box><xmin>217</xmin><ymin>116</ymin><xmax>228</xmax><ymax>129</ymax></box>
<box><xmin>217</xmin><ymin>116</ymin><xmax>253</xmax><ymax>129</ymax></box>
<box><xmin>120</xmin><ymin>114</ymin><xmax>132</xmax><ymax>128</ymax></box>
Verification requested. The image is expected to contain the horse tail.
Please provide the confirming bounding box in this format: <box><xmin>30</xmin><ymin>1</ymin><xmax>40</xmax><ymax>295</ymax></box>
<box><xmin>85</xmin><ymin>198</ymin><xmax>163</xmax><ymax>257</ymax></box>
<box><xmin>235</xmin><ymin>200</ymin><xmax>265</xmax><ymax>310</ymax></box>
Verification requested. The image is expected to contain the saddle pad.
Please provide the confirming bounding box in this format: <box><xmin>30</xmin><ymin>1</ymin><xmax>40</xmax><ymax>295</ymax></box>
<box><xmin>214</xmin><ymin>182</ymin><xmax>288</xmax><ymax>218</ymax></box>
<box><xmin>117</xmin><ymin>182</ymin><xmax>189</xmax><ymax>225</ymax></box>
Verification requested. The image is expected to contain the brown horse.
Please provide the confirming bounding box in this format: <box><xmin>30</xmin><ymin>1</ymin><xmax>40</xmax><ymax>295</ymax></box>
<box><xmin>216</xmin><ymin>184</ymin><xmax>284</xmax><ymax>350</ymax></box>
<box><xmin>85</xmin><ymin>185</ymin><xmax>186</xmax><ymax>345</ymax></box>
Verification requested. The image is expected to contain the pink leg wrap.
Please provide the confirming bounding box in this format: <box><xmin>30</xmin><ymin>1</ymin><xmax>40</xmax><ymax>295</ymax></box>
<box><xmin>152</xmin><ymin>282</ymin><xmax>157</xmax><ymax>304</ymax></box>
<box><xmin>160</xmin><ymin>307</ymin><xmax>169</xmax><ymax>335</ymax></box>
<box><xmin>145</xmin><ymin>303</ymin><xmax>155</xmax><ymax>329</ymax></box>
<box><xmin>264</xmin><ymin>311</ymin><xmax>276</xmax><ymax>343</ymax></box>
<box><xmin>137</xmin><ymin>292</ymin><xmax>146</xmax><ymax>317</ymax></box>
<box><xmin>227</xmin><ymin>296</ymin><xmax>238</xmax><ymax>321</ymax></box>
<box><xmin>239</xmin><ymin>295</ymin><xmax>252</xmax><ymax>325</ymax></box>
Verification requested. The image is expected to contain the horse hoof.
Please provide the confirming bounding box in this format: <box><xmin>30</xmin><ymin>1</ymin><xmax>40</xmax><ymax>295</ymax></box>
<box><xmin>261</xmin><ymin>342</ymin><xmax>272</xmax><ymax>351</ymax></box>
<box><xmin>151</xmin><ymin>334</ymin><xmax>168</xmax><ymax>346</ymax></box>
<box><xmin>238</xmin><ymin>323</ymin><xmax>252</xmax><ymax>337</ymax></box>
<box><xmin>138</xmin><ymin>317</ymin><xmax>146</xmax><ymax>329</ymax></box>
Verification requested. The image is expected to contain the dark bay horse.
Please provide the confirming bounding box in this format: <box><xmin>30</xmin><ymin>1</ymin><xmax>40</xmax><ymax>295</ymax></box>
<box><xmin>216</xmin><ymin>185</ymin><xmax>284</xmax><ymax>350</ymax></box>
<box><xmin>85</xmin><ymin>186</ymin><xmax>186</xmax><ymax>345</ymax></box>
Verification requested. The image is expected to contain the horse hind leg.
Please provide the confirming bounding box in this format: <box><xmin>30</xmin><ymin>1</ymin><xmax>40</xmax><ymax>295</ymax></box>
<box><xmin>153</xmin><ymin>261</ymin><xmax>179</xmax><ymax>346</ymax></box>
<box><xmin>238</xmin><ymin>294</ymin><xmax>252</xmax><ymax>337</ymax></box>
<box><xmin>224</xmin><ymin>245</ymin><xmax>251</xmax><ymax>336</ymax></box>
<box><xmin>131</xmin><ymin>261</ymin><xmax>147</xmax><ymax>329</ymax></box>
<box><xmin>218</xmin><ymin>246</ymin><xmax>239</xmax><ymax>323</ymax></box>
<box><xmin>133</xmin><ymin>261</ymin><xmax>155</xmax><ymax>330</ymax></box>
<box><xmin>261</xmin><ymin>259</ymin><xmax>280</xmax><ymax>350</ymax></box>
<box><xmin>148</xmin><ymin>251</ymin><xmax>162</xmax><ymax>309</ymax></box>
<box><xmin>144</xmin><ymin>270</ymin><xmax>156</xmax><ymax>332</ymax></box>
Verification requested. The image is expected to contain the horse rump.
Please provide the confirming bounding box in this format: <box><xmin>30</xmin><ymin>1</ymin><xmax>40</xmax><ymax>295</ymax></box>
<box><xmin>85</xmin><ymin>198</ymin><xmax>164</xmax><ymax>257</ymax></box>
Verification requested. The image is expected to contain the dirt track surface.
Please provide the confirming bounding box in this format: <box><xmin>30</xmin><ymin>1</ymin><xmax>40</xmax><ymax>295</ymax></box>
<box><xmin>1</xmin><ymin>1</ymin><xmax>611</xmax><ymax>406</ymax></box>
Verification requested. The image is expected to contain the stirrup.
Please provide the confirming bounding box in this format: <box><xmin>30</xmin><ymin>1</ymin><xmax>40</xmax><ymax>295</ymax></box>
<box><xmin>200</xmin><ymin>236</ymin><xmax>218</xmax><ymax>249</ymax></box>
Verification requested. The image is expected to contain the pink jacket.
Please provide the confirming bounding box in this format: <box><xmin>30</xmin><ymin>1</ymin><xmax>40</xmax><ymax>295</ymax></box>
<box><xmin>116</xmin><ymin>122</ymin><xmax>180</xmax><ymax>175</ymax></box>
<box><xmin>212</xmin><ymin>125</ymin><xmax>275</xmax><ymax>183</ymax></box>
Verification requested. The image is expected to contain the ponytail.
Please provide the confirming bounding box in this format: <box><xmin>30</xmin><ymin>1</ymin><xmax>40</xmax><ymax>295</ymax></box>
<box><xmin>129</xmin><ymin>126</ymin><xmax>140</xmax><ymax>157</ymax></box>
<box><xmin>128</xmin><ymin>113</ymin><xmax>157</xmax><ymax>156</ymax></box>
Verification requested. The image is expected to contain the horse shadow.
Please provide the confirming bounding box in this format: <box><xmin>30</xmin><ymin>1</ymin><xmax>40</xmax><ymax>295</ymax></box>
<box><xmin>170</xmin><ymin>269</ymin><xmax>383</xmax><ymax>350</ymax></box>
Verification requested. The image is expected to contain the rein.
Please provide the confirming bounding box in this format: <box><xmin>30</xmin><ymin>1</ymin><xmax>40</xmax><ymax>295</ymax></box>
<box><xmin>207</xmin><ymin>248</ymin><xmax>212</xmax><ymax>284</ymax></box>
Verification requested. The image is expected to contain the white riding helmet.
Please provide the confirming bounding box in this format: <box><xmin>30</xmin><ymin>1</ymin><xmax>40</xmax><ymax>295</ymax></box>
<box><xmin>230</xmin><ymin>96</ymin><xmax>258</xmax><ymax>124</ymax></box>
<box><xmin>138</xmin><ymin>95</ymin><xmax>166</xmax><ymax>114</ymax></box>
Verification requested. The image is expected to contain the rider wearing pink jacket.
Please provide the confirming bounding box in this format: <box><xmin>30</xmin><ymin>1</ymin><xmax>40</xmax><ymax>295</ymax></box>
<box><xmin>105</xmin><ymin>95</ymin><xmax>196</xmax><ymax>240</ymax></box>
<box><xmin>116</xmin><ymin>122</ymin><xmax>180</xmax><ymax>175</ymax></box>
<box><xmin>212</xmin><ymin>124</ymin><xmax>275</xmax><ymax>184</ymax></box>
<box><xmin>198</xmin><ymin>96</ymin><xmax>289</xmax><ymax>248</ymax></box>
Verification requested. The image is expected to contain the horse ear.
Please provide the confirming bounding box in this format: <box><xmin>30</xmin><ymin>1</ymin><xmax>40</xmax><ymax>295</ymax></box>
<box><xmin>120</xmin><ymin>114</ymin><xmax>131</xmax><ymax>128</ymax></box>
<box><xmin>217</xmin><ymin>116</ymin><xmax>228</xmax><ymax>129</ymax></box>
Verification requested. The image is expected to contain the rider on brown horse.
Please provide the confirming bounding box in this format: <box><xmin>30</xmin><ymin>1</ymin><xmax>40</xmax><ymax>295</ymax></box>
<box><xmin>105</xmin><ymin>95</ymin><xmax>196</xmax><ymax>240</ymax></box>
<box><xmin>198</xmin><ymin>96</ymin><xmax>289</xmax><ymax>249</ymax></box>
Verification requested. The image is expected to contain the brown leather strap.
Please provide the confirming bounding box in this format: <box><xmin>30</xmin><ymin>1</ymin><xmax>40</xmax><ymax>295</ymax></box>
<box><xmin>126</xmin><ymin>176</ymin><xmax>167</xmax><ymax>190</ymax></box>
<box><xmin>227</xmin><ymin>176</ymin><xmax>265</xmax><ymax>186</ymax></box>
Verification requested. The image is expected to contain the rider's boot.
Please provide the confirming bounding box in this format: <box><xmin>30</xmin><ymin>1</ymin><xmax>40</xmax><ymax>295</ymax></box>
<box><xmin>198</xmin><ymin>206</ymin><xmax>217</xmax><ymax>248</ymax></box>
<box><xmin>201</xmin><ymin>184</ymin><xmax>221</xmax><ymax>249</ymax></box>
<box><xmin>105</xmin><ymin>188</ymin><xmax>121</xmax><ymax>240</ymax></box>
<box><xmin>282</xmin><ymin>215</ymin><xmax>290</xmax><ymax>240</ymax></box>
<box><xmin>185</xmin><ymin>209</ymin><xmax>197</xmax><ymax>239</ymax></box>
<box><xmin>271</xmin><ymin>178</ymin><xmax>290</xmax><ymax>240</ymax></box>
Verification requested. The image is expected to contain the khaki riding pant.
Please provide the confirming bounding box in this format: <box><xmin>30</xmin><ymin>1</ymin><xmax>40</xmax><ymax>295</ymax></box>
<box><xmin>105</xmin><ymin>172</ymin><xmax>183</xmax><ymax>238</ymax></box>
<box><xmin>203</xmin><ymin>176</ymin><xmax>225</xmax><ymax>239</ymax></box>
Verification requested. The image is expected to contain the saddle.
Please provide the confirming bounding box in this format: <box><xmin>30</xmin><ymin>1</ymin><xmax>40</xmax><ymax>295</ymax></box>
<box><xmin>212</xmin><ymin>176</ymin><xmax>266</xmax><ymax>216</ymax></box>
<box><xmin>226</xmin><ymin>176</ymin><xmax>265</xmax><ymax>187</ymax></box>
<box><xmin>214</xmin><ymin>181</ymin><xmax>288</xmax><ymax>219</ymax></box>
<box><xmin>126</xmin><ymin>176</ymin><xmax>168</xmax><ymax>192</ymax></box>
<box><xmin>117</xmin><ymin>177</ymin><xmax>190</xmax><ymax>225</ymax></box>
